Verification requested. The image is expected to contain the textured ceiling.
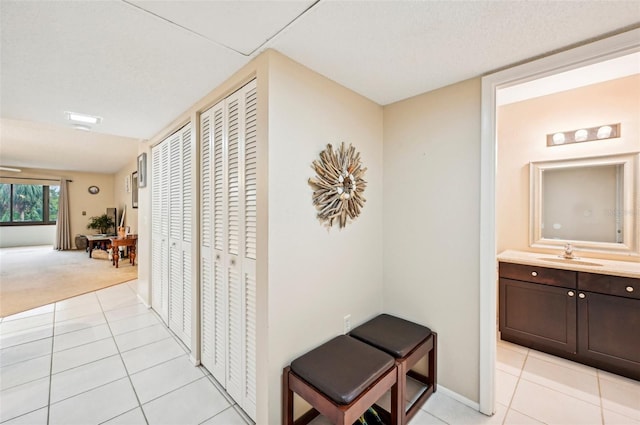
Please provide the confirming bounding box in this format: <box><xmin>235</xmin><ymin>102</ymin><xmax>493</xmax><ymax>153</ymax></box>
<box><xmin>1</xmin><ymin>0</ymin><xmax>638</xmax><ymax>173</ymax></box>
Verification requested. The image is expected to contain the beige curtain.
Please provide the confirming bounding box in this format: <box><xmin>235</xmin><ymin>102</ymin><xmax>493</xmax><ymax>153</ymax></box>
<box><xmin>54</xmin><ymin>179</ymin><xmax>71</xmax><ymax>250</ymax></box>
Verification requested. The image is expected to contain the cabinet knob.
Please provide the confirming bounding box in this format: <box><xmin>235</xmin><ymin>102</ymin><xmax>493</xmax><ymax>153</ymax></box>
<box><xmin>531</xmin><ymin>271</ymin><xmax>538</xmax><ymax>277</ymax></box>
<box><xmin>231</xmin><ymin>259</ymin><xmax>236</xmax><ymax>266</ymax></box>
<box><xmin>626</xmin><ymin>286</ymin><xmax>634</xmax><ymax>293</ymax></box>
<box><xmin>578</xmin><ymin>293</ymin><xmax>586</xmax><ymax>299</ymax></box>
<box><xmin>567</xmin><ymin>291</ymin><xmax>575</xmax><ymax>297</ymax></box>
<box><xmin>215</xmin><ymin>254</ymin><xmax>220</xmax><ymax>261</ymax></box>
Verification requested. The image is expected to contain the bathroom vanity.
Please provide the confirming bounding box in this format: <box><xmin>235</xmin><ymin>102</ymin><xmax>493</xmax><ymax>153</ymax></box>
<box><xmin>498</xmin><ymin>250</ymin><xmax>640</xmax><ymax>380</ymax></box>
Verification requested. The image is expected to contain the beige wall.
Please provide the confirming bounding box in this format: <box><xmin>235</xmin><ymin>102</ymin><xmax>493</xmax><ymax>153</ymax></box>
<box><xmin>497</xmin><ymin>75</ymin><xmax>640</xmax><ymax>257</ymax></box>
<box><xmin>0</xmin><ymin>167</ymin><xmax>116</xmax><ymax>248</ymax></box>
<box><xmin>114</xmin><ymin>158</ymin><xmax>139</xmax><ymax>234</ymax></box>
<box><xmin>382</xmin><ymin>78</ymin><xmax>482</xmax><ymax>403</ymax></box>
<box><xmin>267</xmin><ymin>51</ymin><xmax>384</xmax><ymax>423</ymax></box>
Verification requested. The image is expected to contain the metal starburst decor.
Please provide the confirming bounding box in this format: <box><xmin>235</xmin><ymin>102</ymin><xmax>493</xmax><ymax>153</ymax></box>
<box><xmin>308</xmin><ymin>142</ymin><xmax>367</xmax><ymax>229</ymax></box>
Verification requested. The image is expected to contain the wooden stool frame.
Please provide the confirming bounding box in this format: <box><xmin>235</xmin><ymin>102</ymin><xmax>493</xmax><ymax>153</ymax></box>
<box><xmin>283</xmin><ymin>365</ymin><xmax>399</xmax><ymax>425</ymax></box>
<box><xmin>396</xmin><ymin>331</ymin><xmax>437</xmax><ymax>425</ymax></box>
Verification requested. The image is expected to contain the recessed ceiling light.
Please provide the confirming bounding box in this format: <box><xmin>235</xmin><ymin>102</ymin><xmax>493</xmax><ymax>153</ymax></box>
<box><xmin>65</xmin><ymin>111</ymin><xmax>102</xmax><ymax>125</ymax></box>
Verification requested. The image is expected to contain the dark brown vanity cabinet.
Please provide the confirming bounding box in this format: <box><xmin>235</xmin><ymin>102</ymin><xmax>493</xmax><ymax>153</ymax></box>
<box><xmin>499</xmin><ymin>262</ymin><xmax>640</xmax><ymax>380</ymax></box>
<box><xmin>577</xmin><ymin>272</ymin><xmax>640</xmax><ymax>379</ymax></box>
<box><xmin>499</xmin><ymin>263</ymin><xmax>577</xmax><ymax>355</ymax></box>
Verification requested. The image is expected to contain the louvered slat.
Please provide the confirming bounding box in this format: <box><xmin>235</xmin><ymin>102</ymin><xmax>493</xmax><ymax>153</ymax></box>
<box><xmin>227</xmin><ymin>267</ymin><xmax>242</xmax><ymax>401</ymax></box>
<box><xmin>227</xmin><ymin>99</ymin><xmax>240</xmax><ymax>256</ymax></box>
<box><xmin>169</xmin><ymin>134</ymin><xmax>182</xmax><ymax>241</ymax></box>
<box><xmin>244</xmin><ymin>272</ymin><xmax>257</xmax><ymax>409</ymax></box>
<box><xmin>182</xmin><ymin>127</ymin><xmax>192</xmax><ymax>243</ymax></box>
<box><xmin>213</xmin><ymin>108</ymin><xmax>225</xmax><ymax>252</ymax></box>
<box><xmin>214</xmin><ymin>259</ymin><xmax>227</xmax><ymax>383</ymax></box>
<box><xmin>244</xmin><ymin>86</ymin><xmax>258</xmax><ymax>260</ymax></box>
<box><xmin>201</xmin><ymin>114</ymin><xmax>212</xmax><ymax>248</ymax></box>
<box><xmin>201</xmin><ymin>257</ymin><xmax>213</xmax><ymax>365</ymax></box>
<box><xmin>182</xmin><ymin>249</ymin><xmax>192</xmax><ymax>346</ymax></box>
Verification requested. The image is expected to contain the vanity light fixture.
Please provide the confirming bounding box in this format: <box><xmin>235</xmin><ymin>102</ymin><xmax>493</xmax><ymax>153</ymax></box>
<box><xmin>65</xmin><ymin>111</ymin><xmax>102</xmax><ymax>125</ymax></box>
<box><xmin>574</xmin><ymin>129</ymin><xmax>588</xmax><ymax>142</ymax></box>
<box><xmin>552</xmin><ymin>133</ymin><xmax>565</xmax><ymax>145</ymax></box>
<box><xmin>72</xmin><ymin>124</ymin><xmax>91</xmax><ymax>131</ymax></box>
<box><xmin>546</xmin><ymin>123</ymin><xmax>620</xmax><ymax>147</ymax></box>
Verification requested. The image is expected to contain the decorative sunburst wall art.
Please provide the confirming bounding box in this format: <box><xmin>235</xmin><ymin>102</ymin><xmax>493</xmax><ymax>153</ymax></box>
<box><xmin>308</xmin><ymin>142</ymin><xmax>367</xmax><ymax>229</ymax></box>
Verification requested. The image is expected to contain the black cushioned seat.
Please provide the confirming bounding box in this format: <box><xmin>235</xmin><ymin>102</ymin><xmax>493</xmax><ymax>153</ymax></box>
<box><xmin>290</xmin><ymin>335</ymin><xmax>395</xmax><ymax>405</ymax></box>
<box><xmin>350</xmin><ymin>314</ymin><xmax>432</xmax><ymax>358</ymax></box>
<box><xmin>349</xmin><ymin>314</ymin><xmax>437</xmax><ymax>425</ymax></box>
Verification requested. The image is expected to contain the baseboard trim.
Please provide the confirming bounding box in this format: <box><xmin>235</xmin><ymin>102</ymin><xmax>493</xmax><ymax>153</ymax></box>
<box><xmin>437</xmin><ymin>385</ymin><xmax>481</xmax><ymax>412</ymax></box>
<box><xmin>136</xmin><ymin>293</ymin><xmax>150</xmax><ymax>308</ymax></box>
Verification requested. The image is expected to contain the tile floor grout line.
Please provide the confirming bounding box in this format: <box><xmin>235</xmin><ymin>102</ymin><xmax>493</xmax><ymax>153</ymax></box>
<box><xmin>501</xmin><ymin>347</ymin><xmax>529</xmax><ymax>425</ymax></box>
<box><xmin>95</xmin><ymin>292</ymin><xmax>151</xmax><ymax>425</ymax></box>
<box><xmin>139</xmin><ymin>375</ymin><xmax>212</xmax><ymax>407</ymax></box>
<box><xmin>516</xmin><ymin>374</ymin><xmax>604</xmax><ymax>409</ymax></box>
<box><xmin>125</xmin><ymin>349</ymin><xmax>195</xmax><ymax>376</ymax></box>
<box><xmin>596</xmin><ymin>370</ymin><xmax>605</xmax><ymax>425</ymax></box>
<box><xmin>46</xmin><ymin>303</ymin><xmax>57</xmax><ymax>425</ymax></box>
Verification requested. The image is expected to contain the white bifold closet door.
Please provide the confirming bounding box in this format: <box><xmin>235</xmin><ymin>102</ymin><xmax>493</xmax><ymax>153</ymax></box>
<box><xmin>151</xmin><ymin>123</ymin><xmax>194</xmax><ymax>350</ymax></box>
<box><xmin>200</xmin><ymin>79</ymin><xmax>257</xmax><ymax>420</ymax></box>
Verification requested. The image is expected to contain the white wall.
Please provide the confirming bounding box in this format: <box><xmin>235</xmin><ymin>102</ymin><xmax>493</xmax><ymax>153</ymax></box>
<box><xmin>383</xmin><ymin>78</ymin><xmax>482</xmax><ymax>403</ymax></box>
<box><xmin>114</xmin><ymin>158</ymin><xmax>139</xmax><ymax>234</ymax></box>
<box><xmin>0</xmin><ymin>225</ymin><xmax>55</xmax><ymax>247</ymax></box>
<box><xmin>267</xmin><ymin>51</ymin><xmax>384</xmax><ymax>423</ymax></box>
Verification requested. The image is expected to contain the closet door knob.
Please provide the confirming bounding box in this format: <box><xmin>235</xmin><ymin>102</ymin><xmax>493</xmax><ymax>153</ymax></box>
<box><xmin>567</xmin><ymin>291</ymin><xmax>575</xmax><ymax>297</ymax></box>
<box><xmin>626</xmin><ymin>286</ymin><xmax>634</xmax><ymax>293</ymax></box>
<box><xmin>531</xmin><ymin>271</ymin><xmax>538</xmax><ymax>277</ymax></box>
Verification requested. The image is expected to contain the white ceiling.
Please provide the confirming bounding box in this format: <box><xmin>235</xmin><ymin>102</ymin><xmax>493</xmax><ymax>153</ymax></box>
<box><xmin>1</xmin><ymin>0</ymin><xmax>639</xmax><ymax>173</ymax></box>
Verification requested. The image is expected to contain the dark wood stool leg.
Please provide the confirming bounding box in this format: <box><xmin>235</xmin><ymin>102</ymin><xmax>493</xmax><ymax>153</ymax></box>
<box><xmin>430</xmin><ymin>332</ymin><xmax>438</xmax><ymax>392</ymax></box>
<box><xmin>283</xmin><ymin>367</ymin><xmax>294</xmax><ymax>425</ymax></box>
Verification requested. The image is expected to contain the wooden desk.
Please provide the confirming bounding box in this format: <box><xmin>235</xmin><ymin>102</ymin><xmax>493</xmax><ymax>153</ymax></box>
<box><xmin>86</xmin><ymin>235</ymin><xmax>113</xmax><ymax>258</ymax></box>
<box><xmin>109</xmin><ymin>236</ymin><xmax>138</xmax><ymax>268</ymax></box>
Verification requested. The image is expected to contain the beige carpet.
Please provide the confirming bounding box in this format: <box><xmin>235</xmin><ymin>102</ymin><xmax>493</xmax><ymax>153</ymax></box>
<box><xmin>0</xmin><ymin>245</ymin><xmax>137</xmax><ymax>318</ymax></box>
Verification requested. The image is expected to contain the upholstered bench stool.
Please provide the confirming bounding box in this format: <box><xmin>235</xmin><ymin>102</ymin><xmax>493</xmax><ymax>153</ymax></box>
<box><xmin>283</xmin><ymin>335</ymin><xmax>399</xmax><ymax>425</ymax></box>
<box><xmin>349</xmin><ymin>314</ymin><xmax>437</xmax><ymax>425</ymax></box>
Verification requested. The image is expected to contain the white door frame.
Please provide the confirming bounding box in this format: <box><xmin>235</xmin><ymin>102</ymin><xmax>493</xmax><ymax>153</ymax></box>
<box><xmin>479</xmin><ymin>28</ymin><xmax>640</xmax><ymax>415</ymax></box>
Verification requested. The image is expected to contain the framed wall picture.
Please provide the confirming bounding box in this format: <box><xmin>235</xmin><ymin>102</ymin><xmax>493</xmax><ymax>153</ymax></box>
<box><xmin>132</xmin><ymin>171</ymin><xmax>139</xmax><ymax>209</ymax></box>
<box><xmin>137</xmin><ymin>153</ymin><xmax>147</xmax><ymax>188</ymax></box>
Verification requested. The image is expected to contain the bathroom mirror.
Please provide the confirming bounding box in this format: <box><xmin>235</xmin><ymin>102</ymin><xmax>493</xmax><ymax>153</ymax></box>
<box><xmin>530</xmin><ymin>153</ymin><xmax>639</xmax><ymax>256</ymax></box>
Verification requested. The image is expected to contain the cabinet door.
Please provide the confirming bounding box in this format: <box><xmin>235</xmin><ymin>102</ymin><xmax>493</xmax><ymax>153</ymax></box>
<box><xmin>577</xmin><ymin>291</ymin><xmax>640</xmax><ymax>379</ymax></box>
<box><xmin>500</xmin><ymin>278</ymin><xmax>576</xmax><ymax>353</ymax></box>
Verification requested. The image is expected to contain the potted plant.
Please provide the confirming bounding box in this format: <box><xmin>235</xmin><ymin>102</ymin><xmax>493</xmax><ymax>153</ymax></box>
<box><xmin>87</xmin><ymin>214</ymin><xmax>115</xmax><ymax>235</ymax></box>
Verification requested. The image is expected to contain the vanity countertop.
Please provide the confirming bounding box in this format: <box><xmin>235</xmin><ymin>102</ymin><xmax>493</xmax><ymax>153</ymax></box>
<box><xmin>498</xmin><ymin>250</ymin><xmax>640</xmax><ymax>279</ymax></box>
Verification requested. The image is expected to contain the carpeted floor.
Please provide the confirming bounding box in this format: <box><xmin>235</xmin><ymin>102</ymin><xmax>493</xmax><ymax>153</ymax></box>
<box><xmin>0</xmin><ymin>245</ymin><xmax>138</xmax><ymax>318</ymax></box>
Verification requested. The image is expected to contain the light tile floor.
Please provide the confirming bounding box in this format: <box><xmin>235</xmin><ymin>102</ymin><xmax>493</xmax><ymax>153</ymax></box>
<box><xmin>0</xmin><ymin>282</ymin><xmax>252</xmax><ymax>425</ymax></box>
<box><xmin>2</xmin><ymin>282</ymin><xmax>639</xmax><ymax>424</ymax></box>
<box><xmin>309</xmin><ymin>340</ymin><xmax>640</xmax><ymax>425</ymax></box>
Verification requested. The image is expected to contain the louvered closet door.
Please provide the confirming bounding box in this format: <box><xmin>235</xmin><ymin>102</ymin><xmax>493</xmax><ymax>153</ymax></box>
<box><xmin>201</xmin><ymin>101</ymin><xmax>228</xmax><ymax>383</ymax></box>
<box><xmin>167</xmin><ymin>124</ymin><xmax>193</xmax><ymax>350</ymax></box>
<box><xmin>151</xmin><ymin>140</ymin><xmax>169</xmax><ymax>324</ymax></box>
<box><xmin>242</xmin><ymin>81</ymin><xmax>258</xmax><ymax>419</ymax></box>
<box><xmin>199</xmin><ymin>79</ymin><xmax>257</xmax><ymax>421</ymax></box>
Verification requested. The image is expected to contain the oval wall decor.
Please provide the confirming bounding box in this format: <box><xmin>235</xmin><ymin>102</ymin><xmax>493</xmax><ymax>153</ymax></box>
<box><xmin>308</xmin><ymin>142</ymin><xmax>367</xmax><ymax>229</ymax></box>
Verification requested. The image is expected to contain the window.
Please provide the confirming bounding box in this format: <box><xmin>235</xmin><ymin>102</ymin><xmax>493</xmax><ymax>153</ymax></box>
<box><xmin>0</xmin><ymin>183</ymin><xmax>59</xmax><ymax>225</ymax></box>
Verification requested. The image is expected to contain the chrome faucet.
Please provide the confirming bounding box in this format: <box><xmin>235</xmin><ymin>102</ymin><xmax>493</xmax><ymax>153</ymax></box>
<box><xmin>563</xmin><ymin>243</ymin><xmax>575</xmax><ymax>259</ymax></box>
